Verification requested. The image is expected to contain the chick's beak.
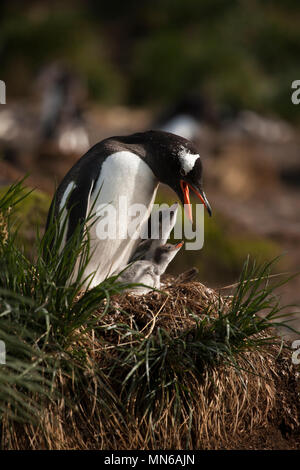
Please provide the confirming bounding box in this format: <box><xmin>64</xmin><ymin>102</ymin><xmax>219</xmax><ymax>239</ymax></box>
<box><xmin>175</xmin><ymin>240</ymin><xmax>184</xmax><ymax>249</ymax></box>
<box><xmin>180</xmin><ymin>180</ymin><xmax>212</xmax><ymax>223</ymax></box>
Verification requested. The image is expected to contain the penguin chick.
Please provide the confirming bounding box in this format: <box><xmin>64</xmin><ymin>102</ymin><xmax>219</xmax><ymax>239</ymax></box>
<box><xmin>118</xmin><ymin>241</ymin><xmax>184</xmax><ymax>295</ymax></box>
<box><xmin>129</xmin><ymin>202</ymin><xmax>179</xmax><ymax>263</ymax></box>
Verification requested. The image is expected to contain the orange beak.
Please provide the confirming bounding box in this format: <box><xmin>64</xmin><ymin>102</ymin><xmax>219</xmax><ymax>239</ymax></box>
<box><xmin>180</xmin><ymin>180</ymin><xmax>192</xmax><ymax>221</ymax></box>
<box><xmin>180</xmin><ymin>180</ymin><xmax>212</xmax><ymax>223</ymax></box>
<box><xmin>175</xmin><ymin>241</ymin><xmax>184</xmax><ymax>249</ymax></box>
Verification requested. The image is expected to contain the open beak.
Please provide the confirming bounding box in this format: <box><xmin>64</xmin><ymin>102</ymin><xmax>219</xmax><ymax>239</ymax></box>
<box><xmin>175</xmin><ymin>240</ymin><xmax>184</xmax><ymax>250</ymax></box>
<box><xmin>180</xmin><ymin>180</ymin><xmax>212</xmax><ymax>223</ymax></box>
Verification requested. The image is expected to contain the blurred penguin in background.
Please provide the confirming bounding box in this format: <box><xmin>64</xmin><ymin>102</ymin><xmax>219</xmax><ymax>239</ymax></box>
<box><xmin>38</xmin><ymin>63</ymin><xmax>90</xmax><ymax>155</ymax></box>
<box><xmin>153</xmin><ymin>92</ymin><xmax>217</xmax><ymax>142</ymax></box>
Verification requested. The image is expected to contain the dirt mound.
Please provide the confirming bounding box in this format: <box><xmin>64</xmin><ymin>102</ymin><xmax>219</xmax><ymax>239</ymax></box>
<box><xmin>3</xmin><ymin>280</ymin><xmax>300</xmax><ymax>450</ymax></box>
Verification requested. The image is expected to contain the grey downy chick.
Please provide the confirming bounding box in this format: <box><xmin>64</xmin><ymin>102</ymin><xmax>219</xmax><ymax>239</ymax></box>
<box><xmin>118</xmin><ymin>241</ymin><xmax>184</xmax><ymax>295</ymax></box>
<box><xmin>129</xmin><ymin>202</ymin><xmax>179</xmax><ymax>263</ymax></box>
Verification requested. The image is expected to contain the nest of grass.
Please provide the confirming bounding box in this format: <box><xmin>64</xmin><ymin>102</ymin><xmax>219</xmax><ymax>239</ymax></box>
<box><xmin>2</xmin><ymin>279</ymin><xmax>300</xmax><ymax>450</ymax></box>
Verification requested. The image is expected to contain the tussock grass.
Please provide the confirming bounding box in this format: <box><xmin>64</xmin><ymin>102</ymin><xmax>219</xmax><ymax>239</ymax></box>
<box><xmin>0</xmin><ymin>181</ymin><xmax>299</xmax><ymax>450</ymax></box>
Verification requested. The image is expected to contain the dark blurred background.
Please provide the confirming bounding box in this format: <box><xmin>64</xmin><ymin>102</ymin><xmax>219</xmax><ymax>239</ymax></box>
<box><xmin>1</xmin><ymin>0</ymin><xmax>300</xmax><ymax>117</ymax></box>
<box><xmin>0</xmin><ymin>0</ymin><xmax>300</xmax><ymax>336</ymax></box>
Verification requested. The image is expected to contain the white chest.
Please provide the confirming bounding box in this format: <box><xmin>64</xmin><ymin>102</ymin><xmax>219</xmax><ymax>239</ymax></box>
<box><xmin>92</xmin><ymin>151</ymin><xmax>157</xmax><ymax>209</ymax></box>
<box><xmin>84</xmin><ymin>151</ymin><xmax>159</xmax><ymax>285</ymax></box>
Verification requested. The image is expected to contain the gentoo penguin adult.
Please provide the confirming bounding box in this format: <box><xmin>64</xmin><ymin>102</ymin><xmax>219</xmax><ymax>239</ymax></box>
<box><xmin>128</xmin><ymin>202</ymin><xmax>179</xmax><ymax>263</ymax></box>
<box><xmin>117</xmin><ymin>241</ymin><xmax>184</xmax><ymax>295</ymax></box>
<box><xmin>46</xmin><ymin>130</ymin><xmax>212</xmax><ymax>288</ymax></box>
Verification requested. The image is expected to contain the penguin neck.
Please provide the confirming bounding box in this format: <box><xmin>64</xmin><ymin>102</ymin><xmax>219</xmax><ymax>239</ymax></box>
<box><xmin>154</xmin><ymin>257</ymin><xmax>170</xmax><ymax>275</ymax></box>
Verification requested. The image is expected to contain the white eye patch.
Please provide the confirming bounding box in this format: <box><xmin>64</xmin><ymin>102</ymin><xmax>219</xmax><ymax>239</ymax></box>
<box><xmin>178</xmin><ymin>146</ymin><xmax>200</xmax><ymax>175</ymax></box>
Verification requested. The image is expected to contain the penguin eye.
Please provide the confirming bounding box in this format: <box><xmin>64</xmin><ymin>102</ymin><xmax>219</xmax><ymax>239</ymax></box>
<box><xmin>180</xmin><ymin>168</ymin><xmax>185</xmax><ymax>177</ymax></box>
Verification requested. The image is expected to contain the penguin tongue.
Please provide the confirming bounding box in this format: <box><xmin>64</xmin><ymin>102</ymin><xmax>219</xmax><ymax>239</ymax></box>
<box><xmin>180</xmin><ymin>181</ymin><xmax>193</xmax><ymax>222</ymax></box>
